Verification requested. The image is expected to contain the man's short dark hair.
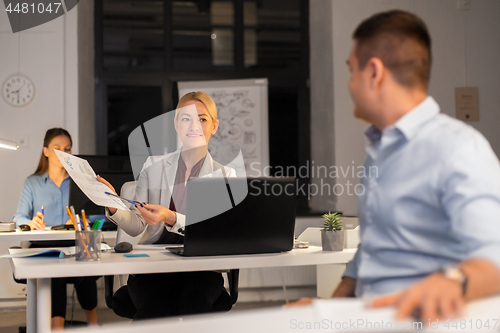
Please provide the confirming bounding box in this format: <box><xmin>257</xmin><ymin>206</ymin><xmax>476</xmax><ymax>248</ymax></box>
<box><xmin>353</xmin><ymin>10</ymin><xmax>432</xmax><ymax>90</ymax></box>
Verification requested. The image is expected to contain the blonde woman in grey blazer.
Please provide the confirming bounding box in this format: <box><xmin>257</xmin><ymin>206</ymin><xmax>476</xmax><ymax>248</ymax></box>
<box><xmin>102</xmin><ymin>147</ymin><xmax>235</xmax><ymax>244</ymax></box>
<box><xmin>98</xmin><ymin>92</ymin><xmax>236</xmax><ymax>319</ymax></box>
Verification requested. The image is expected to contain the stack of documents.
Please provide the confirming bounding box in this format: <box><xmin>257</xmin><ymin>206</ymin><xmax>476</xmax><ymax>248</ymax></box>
<box><xmin>2</xmin><ymin>244</ymin><xmax>112</xmax><ymax>259</ymax></box>
<box><xmin>0</xmin><ymin>222</ymin><xmax>16</xmax><ymax>232</ymax></box>
<box><xmin>2</xmin><ymin>248</ymin><xmax>74</xmax><ymax>258</ymax></box>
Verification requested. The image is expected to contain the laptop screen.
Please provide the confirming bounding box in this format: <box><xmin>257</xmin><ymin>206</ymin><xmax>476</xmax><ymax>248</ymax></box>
<box><xmin>183</xmin><ymin>177</ymin><xmax>296</xmax><ymax>256</ymax></box>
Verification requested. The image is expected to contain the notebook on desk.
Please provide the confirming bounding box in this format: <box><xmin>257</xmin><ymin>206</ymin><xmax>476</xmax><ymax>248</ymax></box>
<box><xmin>168</xmin><ymin>177</ymin><xmax>297</xmax><ymax>257</ymax></box>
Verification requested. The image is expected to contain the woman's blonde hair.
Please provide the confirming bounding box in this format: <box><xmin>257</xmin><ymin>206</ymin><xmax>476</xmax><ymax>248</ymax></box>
<box><xmin>175</xmin><ymin>92</ymin><xmax>218</xmax><ymax>123</ymax></box>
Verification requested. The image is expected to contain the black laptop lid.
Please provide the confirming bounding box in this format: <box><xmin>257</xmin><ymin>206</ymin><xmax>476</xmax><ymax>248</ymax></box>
<box><xmin>183</xmin><ymin>177</ymin><xmax>296</xmax><ymax>256</ymax></box>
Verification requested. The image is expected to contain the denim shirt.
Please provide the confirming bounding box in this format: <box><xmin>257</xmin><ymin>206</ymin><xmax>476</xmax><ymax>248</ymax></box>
<box><xmin>13</xmin><ymin>172</ymin><xmax>70</xmax><ymax>227</ymax></box>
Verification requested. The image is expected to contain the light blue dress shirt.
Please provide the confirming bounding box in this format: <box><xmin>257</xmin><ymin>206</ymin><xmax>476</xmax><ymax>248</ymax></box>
<box><xmin>344</xmin><ymin>96</ymin><xmax>500</xmax><ymax>297</ymax></box>
<box><xmin>13</xmin><ymin>173</ymin><xmax>70</xmax><ymax>227</ymax></box>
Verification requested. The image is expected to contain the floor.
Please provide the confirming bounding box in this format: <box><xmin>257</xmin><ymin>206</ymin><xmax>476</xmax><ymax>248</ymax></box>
<box><xmin>0</xmin><ymin>301</ymin><xmax>287</xmax><ymax>333</ymax></box>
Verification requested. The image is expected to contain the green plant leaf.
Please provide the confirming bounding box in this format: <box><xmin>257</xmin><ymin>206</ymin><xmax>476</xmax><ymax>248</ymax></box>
<box><xmin>321</xmin><ymin>211</ymin><xmax>343</xmax><ymax>231</ymax></box>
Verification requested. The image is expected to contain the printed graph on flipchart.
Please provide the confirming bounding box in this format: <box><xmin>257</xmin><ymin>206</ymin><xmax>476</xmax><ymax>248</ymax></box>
<box><xmin>205</xmin><ymin>88</ymin><xmax>261</xmax><ymax>169</ymax></box>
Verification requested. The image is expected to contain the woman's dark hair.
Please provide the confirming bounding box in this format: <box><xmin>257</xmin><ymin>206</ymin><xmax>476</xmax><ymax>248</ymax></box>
<box><xmin>34</xmin><ymin>128</ymin><xmax>72</xmax><ymax>175</ymax></box>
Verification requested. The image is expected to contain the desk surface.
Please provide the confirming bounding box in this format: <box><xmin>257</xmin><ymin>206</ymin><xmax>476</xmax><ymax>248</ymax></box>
<box><xmin>9</xmin><ymin>246</ymin><xmax>356</xmax><ymax>279</ymax></box>
<box><xmin>0</xmin><ymin>229</ymin><xmax>117</xmax><ymax>242</ymax></box>
<box><xmin>76</xmin><ymin>296</ymin><xmax>500</xmax><ymax>333</ymax></box>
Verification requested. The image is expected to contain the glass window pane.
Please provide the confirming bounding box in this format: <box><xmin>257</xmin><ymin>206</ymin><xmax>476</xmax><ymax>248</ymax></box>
<box><xmin>102</xmin><ymin>0</ymin><xmax>164</xmax><ymax>72</ymax></box>
<box><xmin>244</xmin><ymin>0</ymin><xmax>301</xmax><ymax>70</ymax></box>
<box><xmin>212</xmin><ymin>29</ymin><xmax>234</xmax><ymax>65</ymax></box>
<box><xmin>211</xmin><ymin>1</ymin><xmax>234</xmax><ymax>26</ymax></box>
<box><xmin>244</xmin><ymin>29</ymin><xmax>257</xmax><ymax>66</ymax></box>
<box><xmin>244</xmin><ymin>1</ymin><xmax>257</xmax><ymax>26</ymax></box>
<box><xmin>172</xmin><ymin>1</ymin><xmax>234</xmax><ymax>71</ymax></box>
<box><xmin>107</xmin><ymin>86</ymin><xmax>163</xmax><ymax>156</ymax></box>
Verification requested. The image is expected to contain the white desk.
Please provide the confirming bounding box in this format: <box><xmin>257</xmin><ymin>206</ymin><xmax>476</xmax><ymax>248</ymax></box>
<box><xmin>0</xmin><ymin>229</ymin><xmax>117</xmax><ymax>242</ymax></box>
<box><xmin>0</xmin><ymin>229</ymin><xmax>118</xmax><ymax>309</ymax></box>
<box><xmin>75</xmin><ymin>295</ymin><xmax>500</xmax><ymax>333</ymax></box>
<box><xmin>9</xmin><ymin>246</ymin><xmax>355</xmax><ymax>333</ymax></box>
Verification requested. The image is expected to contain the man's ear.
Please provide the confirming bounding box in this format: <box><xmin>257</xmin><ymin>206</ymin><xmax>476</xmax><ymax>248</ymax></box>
<box><xmin>367</xmin><ymin>57</ymin><xmax>385</xmax><ymax>90</ymax></box>
<box><xmin>212</xmin><ymin>120</ymin><xmax>219</xmax><ymax>134</ymax></box>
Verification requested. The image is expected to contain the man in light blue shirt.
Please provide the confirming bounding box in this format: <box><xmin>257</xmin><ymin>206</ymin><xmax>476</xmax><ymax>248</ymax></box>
<box><xmin>333</xmin><ymin>10</ymin><xmax>500</xmax><ymax>321</ymax></box>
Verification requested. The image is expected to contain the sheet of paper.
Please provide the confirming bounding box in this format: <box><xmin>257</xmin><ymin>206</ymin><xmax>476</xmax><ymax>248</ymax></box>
<box><xmin>311</xmin><ymin>297</ymin><xmax>500</xmax><ymax>332</ymax></box>
<box><xmin>312</xmin><ymin>298</ymin><xmax>400</xmax><ymax>331</ymax></box>
<box><xmin>54</xmin><ymin>150</ymin><xmax>130</xmax><ymax>211</ymax></box>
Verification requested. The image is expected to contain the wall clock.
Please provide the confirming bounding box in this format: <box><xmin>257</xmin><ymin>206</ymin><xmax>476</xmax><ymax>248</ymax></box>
<box><xmin>2</xmin><ymin>75</ymin><xmax>35</xmax><ymax>107</ymax></box>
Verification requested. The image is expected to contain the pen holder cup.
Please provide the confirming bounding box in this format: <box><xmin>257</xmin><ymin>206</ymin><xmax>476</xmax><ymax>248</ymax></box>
<box><xmin>75</xmin><ymin>230</ymin><xmax>102</xmax><ymax>261</ymax></box>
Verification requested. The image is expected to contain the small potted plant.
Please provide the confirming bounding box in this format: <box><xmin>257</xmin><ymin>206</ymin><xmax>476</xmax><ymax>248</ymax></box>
<box><xmin>321</xmin><ymin>212</ymin><xmax>344</xmax><ymax>251</ymax></box>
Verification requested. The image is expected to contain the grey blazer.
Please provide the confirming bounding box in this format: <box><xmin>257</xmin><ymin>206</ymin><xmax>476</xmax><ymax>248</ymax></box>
<box><xmin>107</xmin><ymin>148</ymin><xmax>236</xmax><ymax>244</ymax></box>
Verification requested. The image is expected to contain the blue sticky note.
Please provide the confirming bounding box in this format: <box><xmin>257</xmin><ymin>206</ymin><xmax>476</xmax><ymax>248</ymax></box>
<box><xmin>124</xmin><ymin>254</ymin><xmax>149</xmax><ymax>258</ymax></box>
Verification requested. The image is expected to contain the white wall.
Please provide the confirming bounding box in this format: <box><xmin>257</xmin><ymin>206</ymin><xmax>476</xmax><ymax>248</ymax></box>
<box><xmin>310</xmin><ymin>0</ymin><xmax>500</xmax><ymax>215</ymax></box>
<box><xmin>0</xmin><ymin>7</ymin><xmax>82</xmax><ymax>221</ymax></box>
<box><xmin>77</xmin><ymin>0</ymin><xmax>95</xmax><ymax>154</ymax></box>
<box><xmin>309</xmin><ymin>0</ymin><xmax>336</xmax><ymax>212</ymax></box>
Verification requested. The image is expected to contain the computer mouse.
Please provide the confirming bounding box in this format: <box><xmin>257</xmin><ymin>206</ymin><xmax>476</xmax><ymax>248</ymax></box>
<box><xmin>114</xmin><ymin>242</ymin><xmax>133</xmax><ymax>253</ymax></box>
<box><xmin>19</xmin><ymin>224</ymin><xmax>31</xmax><ymax>232</ymax></box>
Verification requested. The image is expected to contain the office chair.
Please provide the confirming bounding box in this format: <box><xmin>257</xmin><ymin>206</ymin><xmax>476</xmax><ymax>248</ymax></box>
<box><xmin>104</xmin><ymin>181</ymin><xmax>240</xmax><ymax>319</ymax></box>
<box><xmin>104</xmin><ymin>269</ymin><xmax>239</xmax><ymax>318</ymax></box>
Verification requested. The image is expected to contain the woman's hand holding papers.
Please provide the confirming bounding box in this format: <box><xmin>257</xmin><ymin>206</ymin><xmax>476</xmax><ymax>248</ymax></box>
<box><xmin>96</xmin><ymin>175</ymin><xmax>177</xmax><ymax>227</ymax></box>
<box><xmin>135</xmin><ymin>203</ymin><xmax>176</xmax><ymax>227</ymax></box>
<box><xmin>96</xmin><ymin>175</ymin><xmax>118</xmax><ymax>215</ymax></box>
<box><xmin>28</xmin><ymin>211</ymin><xmax>46</xmax><ymax>230</ymax></box>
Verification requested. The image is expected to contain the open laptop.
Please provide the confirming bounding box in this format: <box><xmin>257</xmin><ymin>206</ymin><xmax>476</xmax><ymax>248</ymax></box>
<box><xmin>168</xmin><ymin>177</ymin><xmax>296</xmax><ymax>256</ymax></box>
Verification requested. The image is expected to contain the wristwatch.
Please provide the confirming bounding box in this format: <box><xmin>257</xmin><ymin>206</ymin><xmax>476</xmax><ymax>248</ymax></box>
<box><xmin>438</xmin><ymin>265</ymin><xmax>468</xmax><ymax>296</ymax></box>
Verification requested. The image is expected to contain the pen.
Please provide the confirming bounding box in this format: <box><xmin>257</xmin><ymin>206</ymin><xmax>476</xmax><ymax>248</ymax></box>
<box><xmin>75</xmin><ymin>215</ymin><xmax>81</xmax><ymax>231</ymax></box>
<box><xmin>81</xmin><ymin>210</ymin><xmax>89</xmax><ymax>231</ymax></box>
<box><xmin>66</xmin><ymin>206</ymin><xmax>91</xmax><ymax>258</ymax></box>
<box><xmin>75</xmin><ymin>215</ymin><xmax>91</xmax><ymax>258</ymax></box>
<box><xmin>66</xmin><ymin>206</ymin><xmax>77</xmax><ymax>229</ymax></box>
<box><xmin>105</xmin><ymin>192</ymin><xmax>143</xmax><ymax>207</ymax></box>
<box><xmin>91</xmin><ymin>219</ymin><xmax>102</xmax><ymax>230</ymax></box>
<box><xmin>96</xmin><ymin>219</ymin><xmax>105</xmax><ymax>231</ymax></box>
<box><xmin>41</xmin><ymin>205</ymin><xmax>44</xmax><ymax>224</ymax></box>
<box><xmin>70</xmin><ymin>206</ymin><xmax>77</xmax><ymax>225</ymax></box>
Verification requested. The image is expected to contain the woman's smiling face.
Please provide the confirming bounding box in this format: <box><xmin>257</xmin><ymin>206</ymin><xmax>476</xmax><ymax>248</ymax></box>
<box><xmin>175</xmin><ymin>100</ymin><xmax>219</xmax><ymax>149</ymax></box>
